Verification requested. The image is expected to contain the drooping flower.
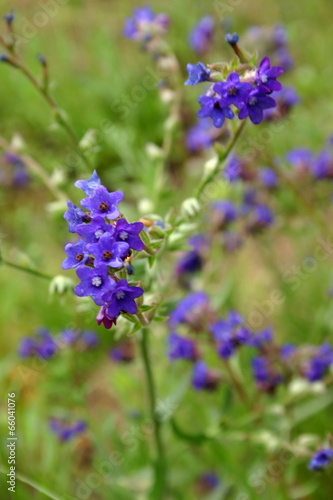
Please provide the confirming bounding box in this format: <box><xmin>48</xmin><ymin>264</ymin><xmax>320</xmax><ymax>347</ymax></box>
<box><xmin>96</xmin><ymin>304</ymin><xmax>118</xmax><ymax>329</ymax></box>
<box><xmin>185</xmin><ymin>62</ymin><xmax>211</xmax><ymax>86</ymax></box>
<box><xmin>185</xmin><ymin>119</ymin><xmax>217</xmax><ymax>153</ymax></box>
<box><xmin>259</xmin><ymin>167</ymin><xmax>278</xmax><ymax>188</ymax></box>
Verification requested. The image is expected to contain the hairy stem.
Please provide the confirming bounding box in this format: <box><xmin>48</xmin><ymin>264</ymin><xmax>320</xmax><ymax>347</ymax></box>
<box><xmin>139</xmin><ymin>324</ymin><xmax>167</xmax><ymax>499</ymax></box>
<box><xmin>1</xmin><ymin>259</ymin><xmax>53</xmax><ymax>281</ymax></box>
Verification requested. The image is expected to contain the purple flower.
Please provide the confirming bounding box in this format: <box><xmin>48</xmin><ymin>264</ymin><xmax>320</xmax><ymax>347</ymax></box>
<box><xmin>189</xmin><ymin>16</ymin><xmax>214</xmax><ymax>54</ymax></box>
<box><xmin>74</xmin><ymin>170</ymin><xmax>101</xmax><ymax>196</ymax></box>
<box><xmin>252</xmin><ymin>356</ymin><xmax>283</xmax><ymax>393</ymax></box>
<box><xmin>198</xmin><ymin>95</ymin><xmax>234</xmax><ymax>128</ymax></box>
<box><xmin>114</xmin><ymin>218</ymin><xmax>144</xmax><ymax>251</ymax></box>
<box><xmin>62</xmin><ymin>240</ymin><xmax>89</xmax><ymax>270</ymax></box>
<box><xmin>167</xmin><ymin>333</ymin><xmax>199</xmax><ymax>361</ymax></box>
<box><xmin>169</xmin><ymin>291</ymin><xmax>210</xmax><ymax>329</ymax></box>
<box><xmin>186</xmin><ymin>119</ymin><xmax>216</xmax><ymax>153</ymax></box>
<box><xmin>81</xmin><ymin>186</ymin><xmax>123</xmax><ymax>220</ymax></box>
<box><xmin>110</xmin><ymin>340</ymin><xmax>135</xmax><ymax>363</ymax></box>
<box><xmin>214</xmin><ymin>73</ymin><xmax>252</xmax><ymax>109</ymax></box>
<box><xmin>211</xmin><ymin>312</ymin><xmax>251</xmax><ymax>359</ymax></box>
<box><xmin>239</xmin><ymin>87</ymin><xmax>276</xmax><ymax>124</ymax></box>
<box><xmin>311</xmin><ymin>151</ymin><xmax>333</xmax><ymax>180</ymax></box>
<box><xmin>211</xmin><ymin>200</ymin><xmax>238</xmax><ymax>226</ymax></box>
<box><xmin>264</xmin><ymin>86</ymin><xmax>299</xmax><ymax>121</ymax></box>
<box><xmin>103</xmin><ymin>279</ymin><xmax>144</xmax><ymax>317</ymax></box>
<box><xmin>304</xmin><ymin>343</ymin><xmax>333</xmax><ymax>382</ymax></box>
<box><xmin>223</xmin><ymin>155</ymin><xmax>244</xmax><ymax>182</ymax></box>
<box><xmin>287</xmin><ymin>148</ymin><xmax>313</xmax><ymax>175</ymax></box>
<box><xmin>280</xmin><ymin>343</ymin><xmax>297</xmax><ymax>360</ymax></box>
<box><xmin>60</xmin><ymin>329</ymin><xmax>80</xmax><ymax>345</ymax></box>
<box><xmin>185</xmin><ymin>62</ymin><xmax>211</xmax><ymax>86</ymax></box>
<box><xmin>18</xmin><ymin>338</ymin><xmax>36</xmax><ymax>358</ymax></box>
<box><xmin>36</xmin><ymin>330</ymin><xmax>58</xmax><ymax>359</ymax></box>
<box><xmin>255</xmin><ymin>57</ymin><xmax>284</xmax><ymax>92</ymax></box>
<box><xmin>309</xmin><ymin>449</ymin><xmax>333</xmax><ymax>471</ymax></box>
<box><xmin>246</xmin><ymin>204</ymin><xmax>274</xmax><ymax>232</ymax></box>
<box><xmin>123</xmin><ymin>6</ymin><xmax>169</xmax><ymax>41</ymax></box>
<box><xmin>96</xmin><ymin>304</ymin><xmax>118</xmax><ymax>329</ymax></box>
<box><xmin>87</xmin><ymin>233</ymin><xmax>129</xmax><ymax>268</ymax></box>
<box><xmin>75</xmin><ymin>264</ymin><xmax>113</xmax><ymax>306</ymax></box>
<box><xmin>197</xmin><ymin>472</ymin><xmax>220</xmax><ymax>492</ymax></box>
<box><xmin>77</xmin><ymin>216</ymin><xmax>114</xmax><ymax>243</ymax></box>
<box><xmin>259</xmin><ymin>168</ymin><xmax>278</xmax><ymax>188</ymax></box>
<box><xmin>192</xmin><ymin>361</ymin><xmax>220</xmax><ymax>391</ymax></box>
<box><xmin>250</xmin><ymin>328</ymin><xmax>273</xmax><ymax>348</ymax></box>
<box><xmin>50</xmin><ymin>418</ymin><xmax>86</xmax><ymax>442</ymax></box>
<box><xmin>275</xmin><ymin>47</ymin><xmax>294</xmax><ymax>71</ymax></box>
<box><xmin>81</xmin><ymin>331</ymin><xmax>99</xmax><ymax>348</ymax></box>
<box><xmin>64</xmin><ymin>202</ymin><xmax>91</xmax><ymax>233</ymax></box>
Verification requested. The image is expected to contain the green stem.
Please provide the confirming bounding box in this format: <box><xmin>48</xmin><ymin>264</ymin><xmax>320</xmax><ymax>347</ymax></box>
<box><xmin>194</xmin><ymin>119</ymin><xmax>247</xmax><ymax>200</ymax></box>
<box><xmin>0</xmin><ymin>468</ymin><xmax>63</xmax><ymax>500</ymax></box>
<box><xmin>139</xmin><ymin>325</ymin><xmax>167</xmax><ymax>499</ymax></box>
<box><xmin>1</xmin><ymin>259</ymin><xmax>53</xmax><ymax>281</ymax></box>
<box><xmin>0</xmin><ymin>46</ymin><xmax>91</xmax><ymax>171</ymax></box>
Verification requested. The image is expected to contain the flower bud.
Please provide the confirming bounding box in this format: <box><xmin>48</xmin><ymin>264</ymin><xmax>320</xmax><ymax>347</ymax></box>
<box><xmin>49</xmin><ymin>275</ymin><xmax>75</xmax><ymax>296</ymax></box>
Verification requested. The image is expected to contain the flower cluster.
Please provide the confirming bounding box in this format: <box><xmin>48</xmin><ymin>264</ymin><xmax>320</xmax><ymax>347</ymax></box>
<box><xmin>167</xmin><ymin>291</ymin><xmax>333</xmax><ymax>394</ymax></box>
<box><xmin>286</xmin><ymin>145</ymin><xmax>333</xmax><ymax>181</ymax></box>
<box><xmin>49</xmin><ymin>418</ymin><xmax>86</xmax><ymax>442</ymax></box>
<box><xmin>186</xmin><ymin>56</ymin><xmax>284</xmax><ymax>126</ymax></box>
<box><xmin>123</xmin><ymin>6</ymin><xmax>169</xmax><ymax>43</ymax></box>
<box><xmin>18</xmin><ymin>328</ymin><xmax>99</xmax><ymax>360</ymax></box>
<box><xmin>63</xmin><ymin>171</ymin><xmax>144</xmax><ymax>329</ymax></box>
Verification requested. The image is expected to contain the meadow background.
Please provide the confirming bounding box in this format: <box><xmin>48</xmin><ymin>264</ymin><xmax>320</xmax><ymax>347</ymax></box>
<box><xmin>0</xmin><ymin>0</ymin><xmax>333</xmax><ymax>499</ymax></box>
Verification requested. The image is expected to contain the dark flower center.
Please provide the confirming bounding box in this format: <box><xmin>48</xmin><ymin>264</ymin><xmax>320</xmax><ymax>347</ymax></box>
<box><xmin>76</xmin><ymin>254</ymin><xmax>84</xmax><ymax>261</ymax></box>
<box><xmin>213</xmin><ymin>101</ymin><xmax>221</xmax><ymax>110</ymax></box>
<box><xmin>228</xmin><ymin>86</ymin><xmax>237</xmax><ymax>96</ymax></box>
<box><xmin>103</xmin><ymin>251</ymin><xmax>113</xmax><ymax>260</ymax></box>
<box><xmin>99</xmin><ymin>202</ymin><xmax>109</xmax><ymax>212</ymax></box>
